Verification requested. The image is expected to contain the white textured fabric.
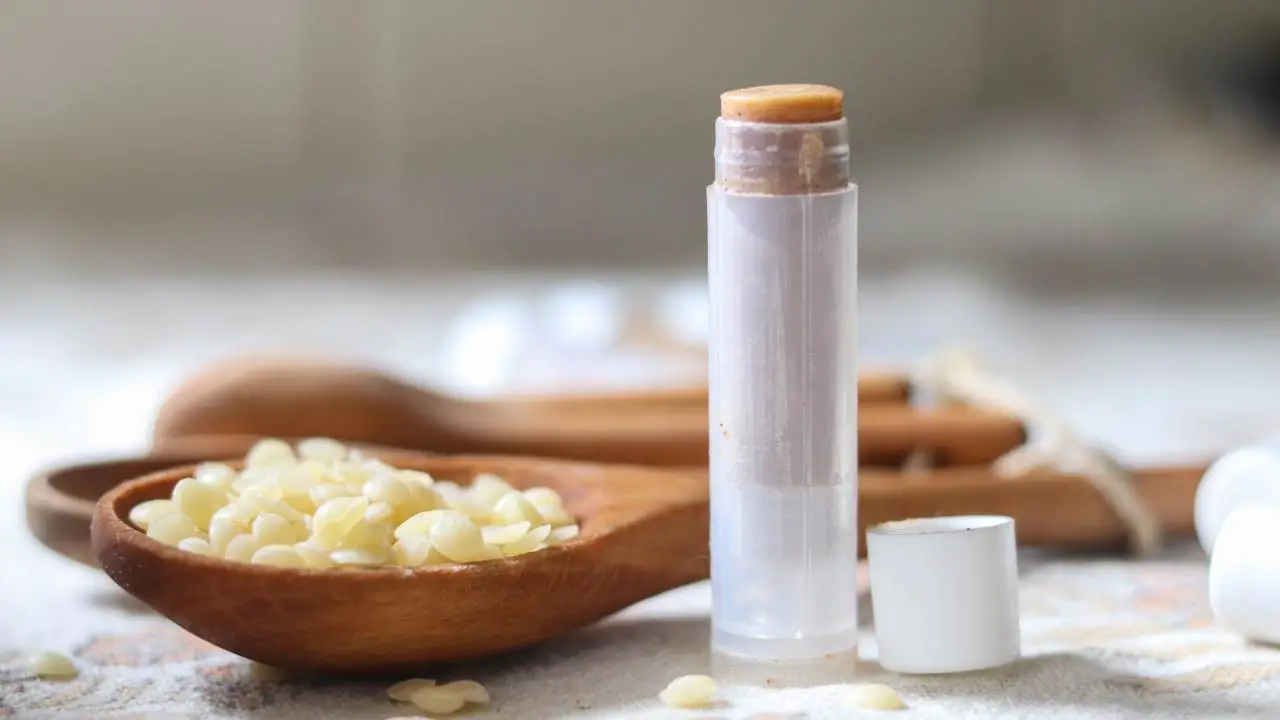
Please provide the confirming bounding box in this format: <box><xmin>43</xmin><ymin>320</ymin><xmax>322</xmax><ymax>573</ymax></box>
<box><xmin>5</xmin><ymin>268</ymin><xmax>1280</xmax><ymax>718</ymax></box>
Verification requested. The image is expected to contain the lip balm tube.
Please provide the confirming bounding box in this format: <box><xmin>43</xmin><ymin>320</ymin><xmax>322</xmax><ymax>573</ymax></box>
<box><xmin>708</xmin><ymin>85</ymin><xmax>859</xmax><ymax>673</ymax></box>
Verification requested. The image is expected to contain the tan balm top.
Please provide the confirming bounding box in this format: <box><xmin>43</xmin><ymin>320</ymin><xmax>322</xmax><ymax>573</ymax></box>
<box><xmin>720</xmin><ymin>84</ymin><xmax>844</xmax><ymax>124</ymax></box>
<box><xmin>715</xmin><ymin>84</ymin><xmax>849</xmax><ymax>195</ymax></box>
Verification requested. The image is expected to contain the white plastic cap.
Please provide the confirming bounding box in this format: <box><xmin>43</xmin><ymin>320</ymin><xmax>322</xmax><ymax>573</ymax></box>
<box><xmin>866</xmin><ymin>515</ymin><xmax>1021</xmax><ymax>674</ymax></box>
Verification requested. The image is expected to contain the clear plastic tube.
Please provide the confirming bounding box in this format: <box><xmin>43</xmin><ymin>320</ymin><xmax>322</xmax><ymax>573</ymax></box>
<box><xmin>708</xmin><ymin>116</ymin><xmax>859</xmax><ymax>665</ymax></box>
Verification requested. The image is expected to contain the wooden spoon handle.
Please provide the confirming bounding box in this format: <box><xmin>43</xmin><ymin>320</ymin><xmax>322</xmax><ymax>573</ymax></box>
<box><xmin>151</xmin><ymin>357</ymin><xmax>1018</xmax><ymax>467</ymax></box>
<box><xmin>504</xmin><ymin>370</ymin><xmax>910</xmax><ymax>409</ymax></box>
<box><xmin>151</xmin><ymin>405</ymin><xmax>1023</xmax><ymax>469</ymax></box>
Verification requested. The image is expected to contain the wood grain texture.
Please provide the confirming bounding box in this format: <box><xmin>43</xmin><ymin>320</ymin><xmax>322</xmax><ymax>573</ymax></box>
<box><xmin>150</xmin><ymin>357</ymin><xmax>1020</xmax><ymax>467</ymax></box>
<box><xmin>48</xmin><ymin>452</ymin><xmax>1203</xmax><ymax>575</ymax></box>
<box><xmin>91</xmin><ymin>453</ymin><xmax>710</xmax><ymax>673</ymax></box>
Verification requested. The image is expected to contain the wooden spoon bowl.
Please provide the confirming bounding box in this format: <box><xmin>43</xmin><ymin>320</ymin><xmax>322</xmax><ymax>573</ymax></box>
<box><xmin>91</xmin><ymin>453</ymin><xmax>709</xmax><ymax>674</ymax></box>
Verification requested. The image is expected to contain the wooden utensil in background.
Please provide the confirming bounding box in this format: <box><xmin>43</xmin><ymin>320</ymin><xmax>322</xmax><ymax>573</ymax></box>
<box><xmin>150</xmin><ymin>357</ymin><xmax>1026</xmax><ymax>467</ymax></box>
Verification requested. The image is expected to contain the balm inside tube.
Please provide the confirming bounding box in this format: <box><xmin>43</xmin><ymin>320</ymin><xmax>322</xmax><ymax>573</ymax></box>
<box><xmin>708</xmin><ymin>85</ymin><xmax>859</xmax><ymax>677</ymax></box>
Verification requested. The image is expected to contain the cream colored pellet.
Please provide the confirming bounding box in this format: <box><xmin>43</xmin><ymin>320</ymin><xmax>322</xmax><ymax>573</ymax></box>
<box><xmin>482</xmin><ymin>521</ymin><xmax>532</xmax><ymax>545</ymax></box>
<box><xmin>549</xmin><ymin>525</ymin><xmax>580</xmax><ymax>543</ymax></box>
<box><xmin>330</xmin><ymin>548</ymin><xmax>387</xmax><ymax>567</ymax></box>
<box><xmin>128</xmin><ymin>499</ymin><xmax>177</xmax><ymax>531</ymax></box>
<box><xmin>194</xmin><ymin>462</ymin><xmax>236</xmax><ymax>490</ymax></box>
<box><xmin>659</xmin><ymin>675</ymin><xmax>717</xmax><ymax>708</ymax></box>
<box><xmin>387</xmin><ymin>677</ymin><xmax>437</xmax><ymax>702</ymax></box>
<box><xmin>172</xmin><ymin>477</ymin><xmax>225</xmax><ymax>530</ymax></box>
<box><xmin>246</xmin><ymin>438</ymin><xmax>296</xmax><ymax>467</ymax></box>
<box><xmin>253</xmin><ymin>513</ymin><xmax>299</xmax><ymax>546</ymax></box>
<box><xmin>848</xmin><ymin>683</ymin><xmax>907</xmax><ymax>710</ymax></box>
<box><xmin>251</xmin><ymin>544</ymin><xmax>307</xmax><ymax>568</ymax></box>
<box><xmin>494</xmin><ymin>491</ymin><xmax>544</xmax><ymax>526</ymax></box>
<box><xmin>405</xmin><ymin>679</ymin><xmax>490</xmax><ymax>715</ymax></box>
<box><xmin>298</xmin><ymin>436</ymin><xmax>348</xmax><ymax>462</ymax></box>
<box><xmin>145</xmin><ymin>438</ymin><xmax>580</xmax><ymax>570</ymax></box>
<box><xmin>294</xmin><ymin>541</ymin><xmax>334</xmax><ymax>568</ymax></box>
<box><xmin>438</xmin><ymin>680</ymin><xmax>490</xmax><ymax>704</ymax></box>
<box><xmin>409</xmin><ymin>685</ymin><xmax>466</xmax><ymax>715</ymax></box>
<box><xmin>224</xmin><ymin>534</ymin><xmax>262</xmax><ymax>563</ymax></box>
<box><xmin>146</xmin><ymin>513</ymin><xmax>201</xmax><ymax>546</ymax></box>
<box><xmin>176</xmin><ymin>537</ymin><xmax>216</xmax><ymax>556</ymax></box>
<box><xmin>27</xmin><ymin>651</ymin><xmax>77</xmax><ymax>679</ymax></box>
<box><xmin>502</xmin><ymin>524</ymin><xmax>552</xmax><ymax>557</ymax></box>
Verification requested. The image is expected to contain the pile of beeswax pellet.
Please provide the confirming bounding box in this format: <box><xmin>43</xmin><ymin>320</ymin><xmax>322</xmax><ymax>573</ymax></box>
<box><xmin>128</xmin><ymin>438</ymin><xmax>580</xmax><ymax>569</ymax></box>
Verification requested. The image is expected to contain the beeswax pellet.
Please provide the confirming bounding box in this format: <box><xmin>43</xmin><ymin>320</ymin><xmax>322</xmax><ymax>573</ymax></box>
<box><xmin>209</xmin><ymin>517</ymin><xmax>247</xmax><ymax>553</ymax></box>
<box><xmin>246</xmin><ymin>438</ymin><xmax>296</xmax><ymax>467</ymax></box>
<box><xmin>470</xmin><ymin>473</ymin><xmax>513</xmax><ymax>507</ymax></box>
<box><xmin>659</xmin><ymin>675</ymin><xmax>717</xmax><ymax>708</ymax></box>
<box><xmin>177</xmin><ymin>537</ymin><xmax>216</xmax><ymax>556</ymax></box>
<box><xmin>549</xmin><ymin>525</ymin><xmax>580</xmax><ymax>543</ymax></box>
<box><xmin>387</xmin><ymin>677</ymin><xmax>436</xmax><ymax>701</ymax></box>
<box><xmin>410</xmin><ymin>685</ymin><xmax>467</xmax><ymax>715</ymax></box>
<box><xmin>439</xmin><ymin>679</ymin><xmax>490</xmax><ymax>704</ymax></box>
<box><xmin>28</xmin><ymin>651</ymin><xmax>77</xmax><ymax>679</ymax></box>
<box><xmin>430</xmin><ymin>513</ymin><xmax>488</xmax><ymax>563</ymax></box>
<box><xmin>195</xmin><ymin>461</ymin><xmax>236</xmax><ymax>488</ymax></box>
<box><xmin>395</xmin><ymin>509</ymin><xmax>451</xmax><ymax>541</ymax></box>
<box><xmin>848</xmin><ymin>683</ymin><xmax>907</xmax><ymax>710</ymax></box>
<box><xmin>298</xmin><ymin>436</ymin><xmax>348</xmax><ymax>462</ymax></box>
<box><xmin>309</xmin><ymin>483</ymin><xmax>349</xmax><ymax>508</ymax></box>
<box><xmin>331</xmin><ymin>548</ymin><xmax>387</xmax><ymax>567</ymax></box>
<box><xmin>253</xmin><ymin>513</ymin><xmax>299</xmax><ymax>546</ymax></box>
<box><xmin>494</xmin><ymin>491</ymin><xmax>544</xmax><ymax>526</ymax></box>
<box><xmin>364</xmin><ymin>501</ymin><xmax>395</xmax><ymax>526</ymax></box>
<box><xmin>396</xmin><ymin>469</ymin><xmax>435</xmax><ymax>488</ymax></box>
<box><xmin>294</xmin><ymin>541</ymin><xmax>335</xmax><ymax>568</ymax></box>
<box><xmin>224</xmin><ymin>534</ymin><xmax>262</xmax><ymax>563</ymax></box>
<box><xmin>502</xmin><ymin>524</ymin><xmax>553</xmax><ymax>557</ymax></box>
<box><xmin>146</xmin><ymin>513</ymin><xmax>201</xmax><ymax>546</ymax></box>
<box><xmin>251</xmin><ymin>544</ymin><xmax>307</xmax><ymax>568</ymax></box>
<box><xmin>172</xmin><ymin>477</ymin><xmax>225</xmax><ymax>530</ymax></box>
<box><xmin>393</xmin><ymin>537</ymin><xmax>433</xmax><ymax>567</ymax></box>
<box><xmin>128</xmin><ymin>499</ymin><xmax>177</xmax><ymax>531</ymax></box>
<box><xmin>364</xmin><ymin>476</ymin><xmax>411</xmax><ymax>506</ymax></box>
<box><xmin>482</xmin><ymin>521</ymin><xmax>532</xmax><ymax>545</ymax></box>
<box><xmin>312</xmin><ymin>496</ymin><xmax>369</xmax><ymax>546</ymax></box>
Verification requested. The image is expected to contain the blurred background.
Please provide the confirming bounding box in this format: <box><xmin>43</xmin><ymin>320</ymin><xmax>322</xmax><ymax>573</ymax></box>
<box><xmin>5</xmin><ymin>0</ymin><xmax>1280</xmax><ymax>469</ymax></box>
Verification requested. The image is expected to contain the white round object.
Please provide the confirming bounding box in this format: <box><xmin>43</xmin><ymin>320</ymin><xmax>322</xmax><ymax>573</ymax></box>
<box><xmin>866</xmin><ymin>515</ymin><xmax>1021</xmax><ymax>675</ymax></box>
<box><xmin>1208</xmin><ymin>504</ymin><xmax>1280</xmax><ymax>644</ymax></box>
<box><xmin>1194</xmin><ymin>446</ymin><xmax>1280</xmax><ymax>556</ymax></box>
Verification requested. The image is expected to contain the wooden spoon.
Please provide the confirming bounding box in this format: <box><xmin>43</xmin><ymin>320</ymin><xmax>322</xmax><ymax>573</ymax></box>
<box><xmin>91</xmin><ymin>453</ymin><xmax>710</xmax><ymax>673</ymax></box>
<box><xmin>151</xmin><ymin>357</ymin><xmax>1022</xmax><ymax>467</ymax></box>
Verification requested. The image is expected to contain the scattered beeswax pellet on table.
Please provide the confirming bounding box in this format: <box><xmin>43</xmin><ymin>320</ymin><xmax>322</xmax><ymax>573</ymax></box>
<box><xmin>409</xmin><ymin>685</ymin><xmax>467</xmax><ymax>715</ymax></box>
<box><xmin>848</xmin><ymin>683</ymin><xmax>907</xmax><ymax>710</ymax></box>
<box><xmin>387</xmin><ymin>677</ymin><xmax>437</xmax><ymax>702</ymax></box>
<box><xmin>27</xmin><ymin>651</ymin><xmax>77</xmax><ymax>679</ymax></box>
<box><xmin>659</xmin><ymin>674</ymin><xmax>717</xmax><ymax>708</ymax></box>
